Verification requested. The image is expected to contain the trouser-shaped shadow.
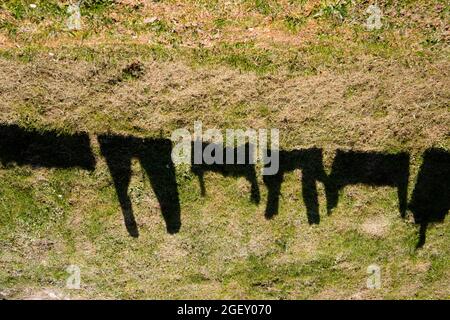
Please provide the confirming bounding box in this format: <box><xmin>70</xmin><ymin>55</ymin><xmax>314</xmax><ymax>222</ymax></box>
<box><xmin>409</xmin><ymin>148</ymin><xmax>449</xmax><ymax>248</ymax></box>
<box><xmin>263</xmin><ymin>148</ymin><xmax>327</xmax><ymax>224</ymax></box>
<box><xmin>325</xmin><ymin>150</ymin><xmax>410</xmax><ymax>217</ymax></box>
<box><xmin>98</xmin><ymin>135</ymin><xmax>181</xmax><ymax>237</ymax></box>
<box><xmin>0</xmin><ymin>124</ymin><xmax>95</xmax><ymax>170</ymax></box>
<box><xmin>190</xmin><ymin>142</ymin><xmax>260</xmax><ymax>204</ymax></box>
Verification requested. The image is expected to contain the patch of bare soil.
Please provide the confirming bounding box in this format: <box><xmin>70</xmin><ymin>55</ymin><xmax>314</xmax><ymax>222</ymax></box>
<box><xmin>360</xmin><ymin>215</ymin><xmax>390</xmax><ymax>238</ymax></box>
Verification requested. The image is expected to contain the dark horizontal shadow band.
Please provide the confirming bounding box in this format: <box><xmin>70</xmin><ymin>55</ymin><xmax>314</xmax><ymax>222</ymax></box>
<box><xmin>0</xmin><ymin>123</ymin><xmax>448</xmax><ymax>247</ymax></box>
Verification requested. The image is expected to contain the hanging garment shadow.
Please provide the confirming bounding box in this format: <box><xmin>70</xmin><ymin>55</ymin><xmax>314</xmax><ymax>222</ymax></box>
<box><xmin>0</xmin><ymin>124</ymin><xmax>95</xmax><ymax>170</ymax></box>
<box><xmin>409</xmin><ymin>148</ymin><xmax>449</xmax><ymax>248</ymax></box>
<box><xmin>190</xmin><ymin>142</ymin><xmax>260</xmax><ymax>204</ymax></box>
<box><xmin>325</xmin><ymin>150</ymin><xmax>410</xmax><ymax>217</ymax></box>
<box><xmin>98</xmin><ymin>135</ymin><xmax>181</xmax><ymax>237</ymax></box>
<box><xmin>262</xmin><ymin>148</ymin><xmax>327</xmax><ymax>224</ymax></box>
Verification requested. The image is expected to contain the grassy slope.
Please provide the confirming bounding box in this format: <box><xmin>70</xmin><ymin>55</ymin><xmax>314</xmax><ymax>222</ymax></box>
<box><xmin>0</xmin><ymin>0</ymin><xmax>449</xmax><ymax>299</ymax></box>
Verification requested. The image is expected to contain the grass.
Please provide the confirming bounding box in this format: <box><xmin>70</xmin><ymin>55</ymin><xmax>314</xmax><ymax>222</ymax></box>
<box><xmin>0</xmin><ymin>0</ymin><xmax>448</xmax><ymax>299</ymax></box>
<box><xmin>0</xmin><ymin>159</ymin><xmax>448</xmax><ymax>298</ymax></box>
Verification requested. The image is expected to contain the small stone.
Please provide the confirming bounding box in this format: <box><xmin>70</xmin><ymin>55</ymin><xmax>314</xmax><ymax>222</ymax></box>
<box><xmin>29</xmin><ymin>4</ymin><xmax>37</xmax><ymax>9</ymax></box>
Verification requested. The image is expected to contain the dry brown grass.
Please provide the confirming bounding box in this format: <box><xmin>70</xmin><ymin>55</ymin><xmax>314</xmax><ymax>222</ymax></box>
<box><xmin>0</xmin><ymin>54</ymin><xmax>448</xmax><ymax>152</ymax></box>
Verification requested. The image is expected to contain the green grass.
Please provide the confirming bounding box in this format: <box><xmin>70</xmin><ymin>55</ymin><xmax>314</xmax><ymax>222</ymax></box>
<box><xmin>0</xmin><ymin>157</ymin><xmax>448</xmax><ymax>298</ymax></box>
<box><xmin>0</xmin><ymin>0</ymin><xmax>448</xmax><ymax>299</ymax></box>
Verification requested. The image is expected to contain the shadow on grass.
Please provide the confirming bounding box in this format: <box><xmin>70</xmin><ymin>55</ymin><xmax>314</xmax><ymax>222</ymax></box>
<box><xmin>325</xmin><ymin>150</ymin><xmax>410</xmax><ymax>218</ymax></box>
<box><xmin>409</xmin><ymin>148</ymin><xmax>450</xmax><ymax>248</ymax></box>
<box><xmin>0</xmin><ymin>123</ymin><xmax>447</xmax><ymax>247</ymax></box>
<box><xmin>0</xmin><ymin>124</ymin><xmax>95</xmax><ymax>170</ymax></box>
<box><xmin>191</xmin><ymin>142</ymin><xmax>260</xmax><ymax>204</ymax></box>
<box><xmin>262</xmin><ymin>149</ymin><xmax>410</xmax><ymax>225</ymax></box>
<box><xmin>263</xmin><ymin>148</ymin><xmax>327</xmax><ymax>224</ymax></box>
<box><xmin>98</xmin><ymin>135</ymin><xmax>181</xmax><ymax>237</ymax></box>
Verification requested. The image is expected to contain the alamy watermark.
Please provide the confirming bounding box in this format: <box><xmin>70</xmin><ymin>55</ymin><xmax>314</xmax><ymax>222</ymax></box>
<box><xmin>67</xmin><ymin>1</ymin><xmax>83</xmax><ymax>31</ymax></box>
<box><xmin>66</xmin><ymin>264</ymin><xmax>81</xmax><ymax>289</ymax></box>
<box><xmin>365</xmin><ymin>4</ymin><xmax>383</xmax><ymax>30</ymax></box>
<box><xmin>65</xmin><ymin>2</ymin><xmax>383</xmax><ymax>33</ymax></box>
<box><xmin>171</xmin><ymin>121</ymin><xmax>280</xmax><ymax>175</ymax></box>
<box><xmin>366</xmin><ymin>264</ymin><xmax>381</xmax><ymax>289</ymax></box>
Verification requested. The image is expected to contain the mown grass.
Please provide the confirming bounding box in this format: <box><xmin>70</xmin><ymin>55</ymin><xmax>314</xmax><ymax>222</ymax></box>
<box><xmin>2</xmin><ymin>150</ymin><xmax>447</xmax><ymax>299</ymax></box>
<box><xmin>0</xmin><ymin>0</ymin><xmax>448</xmax><ymax>299</ymax></box>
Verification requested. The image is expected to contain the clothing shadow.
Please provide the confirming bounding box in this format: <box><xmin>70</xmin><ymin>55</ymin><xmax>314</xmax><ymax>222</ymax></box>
<box><xmin>409</xmin><ymin>148</ymin><xmax>449</xmax><ymax>248</ymax></box>
<box><xmin>190</xmin><ymin>141</ymin><xmax>260</xmax><ymax>204</ymax></box>
<box><xmin>325</xmin><ymin>150</ymin><xmax>410</xmax><ymax>218</ymax></box>
<box><xmin>98</xmin><ymin>135</ymin><xmax>181</xmax><ymax>237</ymax></box>
<box><xmin>0</xmin><ymin>124</ymin><xmax>95</xmax><ymax>170</ymax></box>
<box><xmin>262</xmin><ymin>148</ymin><xmax>327</xmax><ymax>224</ymax></box>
